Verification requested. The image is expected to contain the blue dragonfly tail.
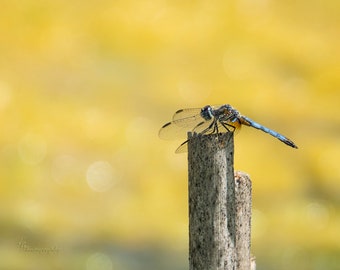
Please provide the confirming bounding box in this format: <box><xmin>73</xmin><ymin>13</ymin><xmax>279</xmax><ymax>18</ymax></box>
<box><xmin>240</xmin><ymin>116</ymin><xmax>298</xmax><ymax>149</ymax></box>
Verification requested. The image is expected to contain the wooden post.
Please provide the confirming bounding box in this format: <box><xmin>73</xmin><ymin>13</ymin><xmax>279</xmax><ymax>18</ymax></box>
<box><xmin>188</xmin><ymin>132</ymin><xmax>254</xmax><ymax>270</ymax></box>
<box><xmin>235</xmin><ymin>171</ymin><xmax>254</xmax><ymax>270</ymax></box>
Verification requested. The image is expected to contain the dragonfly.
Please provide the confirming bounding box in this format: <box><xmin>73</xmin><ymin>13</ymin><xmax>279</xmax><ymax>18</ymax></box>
<box><xmin>159</xmin><ymin>104</ymin><xmax>298</xmax><ymax>153</ymax></box>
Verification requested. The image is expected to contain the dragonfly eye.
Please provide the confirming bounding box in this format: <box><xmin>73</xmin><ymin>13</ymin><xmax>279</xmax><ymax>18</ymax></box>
<box><xmin>200</xmin><ymin>105</ymin><xmax>213</xmax><ymax>120</ymax></box>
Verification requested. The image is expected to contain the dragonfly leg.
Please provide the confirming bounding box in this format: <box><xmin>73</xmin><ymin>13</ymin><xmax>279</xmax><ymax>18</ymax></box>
<box><xmin>214</xmin><ymin>121</ymin><xmax>219</xmax><ymax>133</ymax></box>
<box><xmin>220</xmin><ymin>118</ymin><xmax>239</xmax><ymax>132</ymax></box>
<box><xmin>199</xmin><ymin>120</ymin><xmax>217</xmax><ymax>135</ymax></box>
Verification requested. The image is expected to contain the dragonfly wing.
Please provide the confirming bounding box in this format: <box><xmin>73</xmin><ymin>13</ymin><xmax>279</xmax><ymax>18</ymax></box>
<box><xmin>159</xmin><ymin>121</ymin><xmax>191</xmax><ymax>140</ymax></box>
<box><xmin>172</xmin><ymin>108</ymin><xmax>201</xmax><ymax>121</ymax></box>
<box><xmin>175</xmin><ymin>140</ymin><xmax>188</xmax><ymax>153</ymax></box>
<box><xmin>173</xmin><ymin>106</ymin><xmax>222</xmax><ymax>121</ymax></box>
<box><xmin>159</xmin><ymin>115</ymin><xmax>207</xmax><ymax>140</ymax></box>
<box><xmin>192</xmin><ymin>119</ymin><xmax>214</xmax><ymax>134</ymax></box>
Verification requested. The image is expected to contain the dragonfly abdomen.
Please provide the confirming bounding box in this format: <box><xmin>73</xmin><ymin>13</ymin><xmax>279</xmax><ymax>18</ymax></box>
<box><xmin>240</xmin><ymin>116</ymin><xmax>298</xmax><ymax>149</ymax></box>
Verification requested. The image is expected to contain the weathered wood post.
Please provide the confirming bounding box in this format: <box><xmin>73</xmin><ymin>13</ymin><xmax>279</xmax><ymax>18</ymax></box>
<box><xmin>188</xmin><ymin>132</ymin><xmax>254</xmax><ymax>270</ymax></box>
<box><xmin>235</xmin><ymin>171</ymin><xmax>254</xmax><ymax>270</ymax></box>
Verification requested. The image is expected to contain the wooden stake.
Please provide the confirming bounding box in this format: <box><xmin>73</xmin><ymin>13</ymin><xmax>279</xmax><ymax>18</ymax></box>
<box><xmin>188</xmin><ymin>132</ymin><xmax>253</xmax><ymax>270</ymax></box>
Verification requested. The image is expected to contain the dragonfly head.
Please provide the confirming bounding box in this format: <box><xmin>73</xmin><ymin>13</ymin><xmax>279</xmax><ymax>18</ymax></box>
<box><xmin>200</xmin><ymin>105</ymin><xmax>214</xmax><ymax>120</ymax></box>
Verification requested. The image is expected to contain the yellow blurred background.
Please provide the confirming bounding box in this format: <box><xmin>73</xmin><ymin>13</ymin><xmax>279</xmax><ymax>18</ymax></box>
<box><xmin>0</xmin><ymin>0</ymin><xmax>339</xmax><ymax>269</ymax></box>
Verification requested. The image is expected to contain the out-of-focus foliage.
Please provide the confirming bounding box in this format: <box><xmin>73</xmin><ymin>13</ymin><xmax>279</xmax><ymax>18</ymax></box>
<box><xmin>0</xmin><ymin>0</ymin><xmax>339</xmax><ymax>269</ymax></box>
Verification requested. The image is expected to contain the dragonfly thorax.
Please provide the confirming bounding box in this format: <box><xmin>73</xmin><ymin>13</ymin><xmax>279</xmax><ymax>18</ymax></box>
<box><xmin>200</xmin><ymin>105</ymin><xmax>214</xmax><ymax>121</ymax></box>
<box><xmin>217</xmin><ymin>104</ymin><xmax>240</xmax><ymax>122</ymax></box>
